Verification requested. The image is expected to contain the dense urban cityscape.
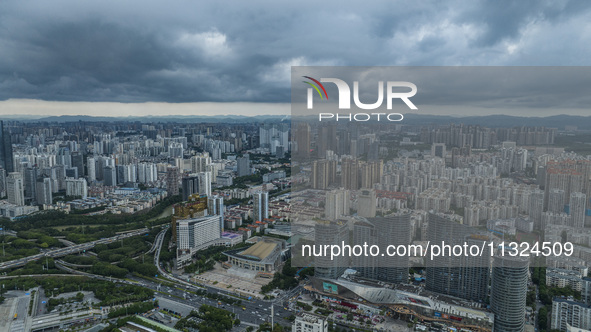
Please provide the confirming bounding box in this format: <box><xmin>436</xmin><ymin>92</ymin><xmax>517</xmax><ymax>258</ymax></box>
<box><xmin>2</xmin><ymin>0</ymin><xmax>591</xmax><ymax>330</ymax></box>
<box><xmin>0</xmin><ymin>117</ymin><xmax>588</xmax><ymax>332</ymax></box>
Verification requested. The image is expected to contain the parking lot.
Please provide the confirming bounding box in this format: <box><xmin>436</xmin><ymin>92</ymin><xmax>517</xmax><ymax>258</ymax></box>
<box><xmin>0</xmin><ymin>290</ymin><xmax>32</xmax><ymax>332</ymax></box>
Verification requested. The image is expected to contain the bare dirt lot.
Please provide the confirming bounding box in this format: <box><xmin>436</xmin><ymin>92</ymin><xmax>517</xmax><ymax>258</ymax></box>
<box><xmin>192</xmin><ymin>263</ymin><xmax>271</xmax><ymax>299</ymax></box>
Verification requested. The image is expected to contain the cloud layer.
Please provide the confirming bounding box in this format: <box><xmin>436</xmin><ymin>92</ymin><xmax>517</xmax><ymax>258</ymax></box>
<box><xmin>1</xmin><ymin>0</ymin><xmax>591</xmax><ymax>103</ymax></box>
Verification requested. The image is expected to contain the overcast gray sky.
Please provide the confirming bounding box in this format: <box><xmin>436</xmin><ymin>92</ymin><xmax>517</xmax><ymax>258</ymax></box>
<box><xmin>1</xmin><ymin>0</ymin><xmax>591</xmax><ymax>117</ymax></box>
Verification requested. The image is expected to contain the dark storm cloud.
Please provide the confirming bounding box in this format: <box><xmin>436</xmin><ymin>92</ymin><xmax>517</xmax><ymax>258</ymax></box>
<box><xmin>459</xmin><ymin>1</ymin><xmax>588</xmax><ymax>47</ymax></box>
<box><xmin>1</xmin><ymin>0</ymin><xmax>591</xmax><ymax>104</ymax></box>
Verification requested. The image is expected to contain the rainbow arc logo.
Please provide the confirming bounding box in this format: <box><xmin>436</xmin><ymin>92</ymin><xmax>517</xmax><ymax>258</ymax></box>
<box><xmin>302</xmin><ymin>76</ymin><xmax>328</xmax><ymax>100</ymax></box>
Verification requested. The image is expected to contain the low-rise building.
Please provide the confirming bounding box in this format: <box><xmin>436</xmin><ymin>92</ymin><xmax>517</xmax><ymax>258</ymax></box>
<box><xmin>308</xmin><ymin>277</ymin><xmax>494</xmax><ymax>331</ymax></box>
<box><xmin>0</xmin><ymin>201</ymin><xmax>39</xmax><ymax>220</ymax></box>
<box><xmin>292</xmin><ymin>312</ymin><xmax>328</xmax><ymax>332</ymax></box>
<box><xmin>547</xmin><ymin>268</ymin><xmax>584</xmax><ymax>292</ymax></box>
<box><xmin>223</xmin><ymin>237</ymin><xmax>287</xmax><ymax>273</ymax></box>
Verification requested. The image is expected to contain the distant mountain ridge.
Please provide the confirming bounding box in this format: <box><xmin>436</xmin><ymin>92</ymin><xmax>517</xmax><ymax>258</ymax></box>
<box><xmin>5</xmin><ymin>113</ymin><xmax>591</xmax><ymax>128</ymax></box>
<box><xmin>401</xmin><ymin>114</ymin><xmax>591</xmax><ymax>128</ymax></box>
<box><xmin>14</xmin><ymin>114</ymin><xmax>289</xmax><ymax>123</ymax></box>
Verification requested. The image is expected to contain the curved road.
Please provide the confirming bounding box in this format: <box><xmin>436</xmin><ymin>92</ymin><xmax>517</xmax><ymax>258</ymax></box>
<box><xmin>151</xmin><ymin>227</ymin><xmax>295</xmax><ymax>326</ymax></box>
<box><xmin>1</xmin><ymin>225</ymin><xmax>295</xmax><ymax>328</ymax></box>
<box><xmin>0</xmin><ymin>228</ymin><xmax>149</xmax><ymax>271</ymax></box>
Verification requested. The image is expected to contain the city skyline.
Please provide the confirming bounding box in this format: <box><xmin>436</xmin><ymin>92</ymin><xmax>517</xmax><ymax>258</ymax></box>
<box><xmin>0</xmin><ymin>117</ymin><xmax>590</xmax><ymax>331</ymax></box>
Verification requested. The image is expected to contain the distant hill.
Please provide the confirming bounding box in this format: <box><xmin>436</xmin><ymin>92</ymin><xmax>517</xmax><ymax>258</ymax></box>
<box><xmin>19</xmin><ymin>114</ymin><xmax>289</xmax><ymax>123</ymax></box>
<box><xmin>400</xmin><ymin>114</ymin><xmax>591</xmax><ymax>128</ymax></box>
<box><xmin>6</xmin><ymin>113</ymin><xmax>591</xmax><ymax>129</ymax></box>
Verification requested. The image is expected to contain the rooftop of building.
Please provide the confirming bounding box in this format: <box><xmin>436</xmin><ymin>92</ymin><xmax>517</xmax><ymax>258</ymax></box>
<box><xmin>295</xmin><ymin>312</ymin><xmax>326</xmax><ymax>324</ymax></box>
<box><xmin>553</xmin><ymin>297</ymin><xmax>591</xmax><ymax>308</ymax></box>
<box><xmin>310</xmin><ymin>276</ymin><xmax>494</xmax><ymax>323</ymax></box>
<box><xmin>176</xmin><ymin>214</ymin><xmax>220</xmax><ymax>225</ymax></box>
<box><xmin>240</xmin><ymin>239</ymin><xmax>279</xmax><ymax>260</ymax></box>
<box><xmin>221</xmin><ymin>232</ymin><xmax>241</xmax><ymax>239</ymax></box>
<box><xmin>224</xmin><ymin>236</ymin><xmax>285</xmax><ymax>263</ymax></box>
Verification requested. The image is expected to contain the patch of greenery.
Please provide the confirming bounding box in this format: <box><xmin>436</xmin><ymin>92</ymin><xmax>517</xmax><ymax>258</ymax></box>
<box><xmin>184</xmin><ymin>242</ymin><xmax>249</xmax><ymax>274</ymax></box>
<box><xmin>296</xmin><ymin>301</ymin><xmax>312</xmax><ymax>311</ymax></box>
<box><xmin>9</xmin><ymin>257</ymin><xmax>60</xmax><ymax>276</ymax></box>
<box><xmin>28</xmin><ymin>290</ymin><xmax>36</xmax><ymax>315</ymax></box>
<box><xmin>0</xmin><ymin>277</ymin><xmax>154</xmax><ymax>307</ymax></box>
<box><xmin>104</xmin><ymin>316</ymin><xmax>170</xmax><ymax>332</ymax></box>
<box><xmin>94</xmin><ymin>236</ymin><xmax>153</xmax><ymax>262</ymax></box>
<box><xmin>90</xmin><ymin>262</ymin><xmax>129</xmax><ymax>279</ymax></box>
<box><xmin>261</xmin><ymin>259</ymin><xmax>299</xmax><ymax>293</ymax></box>
<box><xmin>256</xmin><ymin>322</ymin><xmax>288</xmax><ymax>332</ymax></box>
<box><xmin>191</xmin><ymin>289</ymin><xmax>242</xmax><ymax>306</ymax></box>
<box><xmin>538</xmin><ymin>305</ymin><xmax>549</xmax><ymax>330</ymax></box>
<box><xmin>118</xmin><ymin>258</ymin><xmax>158</xmax><ymax>278</ymax></box>
<box><xmin>315</xmin><ymin>307</ymin><xmax>332</xmax><ymax>316</ymax></box>
<box><xmin>195</xmin><ymin>304</ymin><xmax>236</xmax><ymax>332</ymax></box>
<box><xmin>62</xmin><ymin>255</ymin><xmax>98</xmax><ymax>266</ymax></box>
<box><xmin>158</xmin><ymin>228</ymin><xmax>174</xmax><ymax>264</ymax></box>
<box><xmin>0</xmin><ymin>235</ymin><xmax>42</xmax><ymax>263</ymax></box>
<box><xmin>0</xmin><ymin>195</ymin><xmax>181</xmax><ymax>245</ymax></box>
<box><xmin>107</xmin><ymin>301</ymin><xmax>156</xmax><ymax>318</ymax></box>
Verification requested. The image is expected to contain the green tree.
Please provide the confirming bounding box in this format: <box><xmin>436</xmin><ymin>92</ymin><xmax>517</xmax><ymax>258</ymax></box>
<box><xmin>538</xmin><ymin>306</ymin><xmax>548</xmax><ymax>330</ymax></box>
